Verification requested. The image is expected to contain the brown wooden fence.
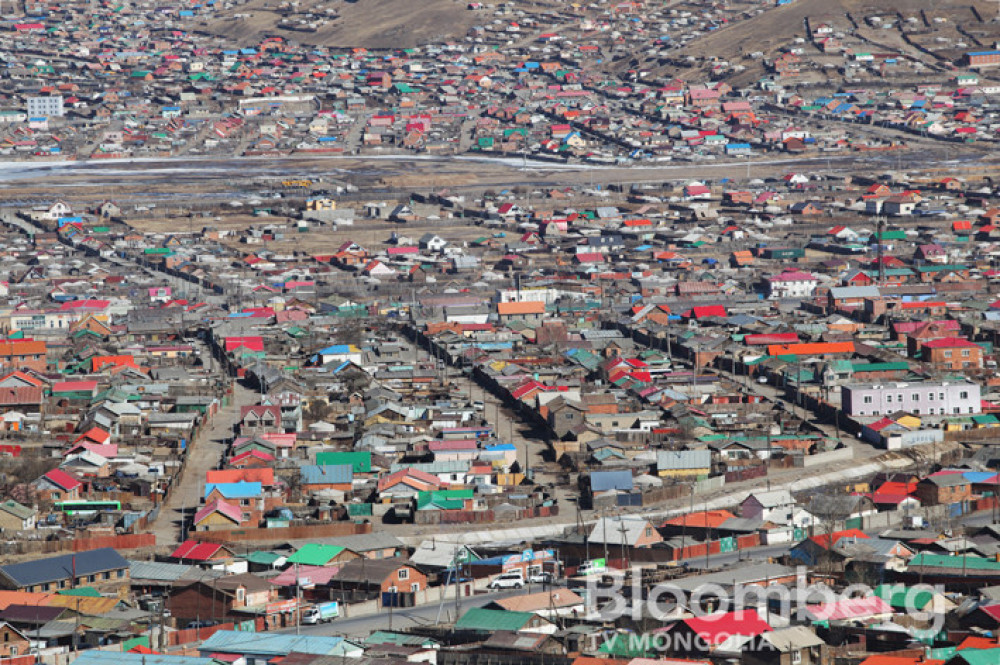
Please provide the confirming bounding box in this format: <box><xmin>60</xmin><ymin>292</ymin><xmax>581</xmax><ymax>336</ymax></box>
<box><xmin>190</xmin><ymin>521</ymin><xmax>371</xmax><ymax>544</ymax></box>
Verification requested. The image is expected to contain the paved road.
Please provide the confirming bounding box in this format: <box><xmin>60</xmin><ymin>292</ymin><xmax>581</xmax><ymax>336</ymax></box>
<box><xmin>148</xmin><ymin>381</ymin><xmax>258</xmax><ymax>546</ymax></box>
<box><xmin>275</xmin><ymin>586</ymin><xmax>536</xmax><ymax>638</ymax></box>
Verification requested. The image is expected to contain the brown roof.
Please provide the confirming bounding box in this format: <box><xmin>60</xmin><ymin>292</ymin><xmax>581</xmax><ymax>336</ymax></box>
<box><xmin>0</xmin><ymin>387</ymin><xmax>43</xmax><ymax>405</ymax></box>
<box><xmin>493</xmin><ymin>589</ymin><xmax>584</xmax><ymax>612</ymax></box>
<box><xmin>334</xmin><ymin>559</ymin><xmax>417</xmax><ymax>585</ymax></box>
<box><xmin>212</xmin><ymin>573</ymin><xmax>274</xmax><ymax>594</ymax></box>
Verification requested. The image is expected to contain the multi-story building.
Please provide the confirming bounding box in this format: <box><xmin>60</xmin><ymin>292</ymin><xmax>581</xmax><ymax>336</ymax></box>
<box><xmin>764</xmin><ymin>270</ymin><xmax>819</xmax><ymax>299</ymax></box>
<box><xmin>841</xmin><ymin>381</ymin><xmax>981</xmax><ymax>418</ymax></box>
<box><xmin>26</xmin><ymin>95</ymin><xmax>64</xmax><ymax>117</ymax></box>
<box><xmin>920</xmin><ymin>337</ymin><xmax>983</xmax><ymax>370</ymax></box>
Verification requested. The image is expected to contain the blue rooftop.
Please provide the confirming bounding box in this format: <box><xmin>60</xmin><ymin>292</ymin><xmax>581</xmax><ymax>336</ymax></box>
<box><xmin>300</xmin><ymin>464</ymin><xmax>354</xmax><ymax>485</ymax></box>
<box><xmin>199</xmin><ymin>631</ymin><xmax>346</xmax><ymax>657</ymax></box>
<box><xmin>205</xmin><ymin>481</ymin><xmax>262</xmax><ymax>499</ymax></box>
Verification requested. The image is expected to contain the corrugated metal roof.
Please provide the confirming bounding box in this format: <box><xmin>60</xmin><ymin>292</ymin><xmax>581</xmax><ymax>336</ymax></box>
<box><xmin>0</xmin><ymin>548</ymin><xmax>128</xmax><ymax>588</ymax></box>
<box><xmin>455</xmin><ymin>608</ymin><xmax>534</xmax><ymax>632</ymax></box>
<box><xmin>300</xmin><ymin>464</ymin><xmax>353</xmax><ymax>485</ymax></box>
<box><xmin>68</xmin><ymin>651</ymin><xmax>216</xmax><ymax>665</ymax></box>
<box><xmin>199</xmin><ymin>630</ymin><xmax>345</xmax><ymax>656</ymax></box>
<box><xmin>128</xmin><ymin>561</ymin><xmax>199</xmax><ymax>582</ymax></box>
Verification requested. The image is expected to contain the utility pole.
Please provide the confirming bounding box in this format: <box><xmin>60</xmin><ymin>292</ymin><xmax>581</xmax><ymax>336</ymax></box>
<box><xmin>295</xmin><ymin>562</ymin><xmax>300</xmax><ymax>635</ymax></box>
<box><xmin>601</xmin><ymin>509</ymin><xmax>609</xmax><ymax>564</ymax></box>
<box><xmin>705</xmin><ymin>502</ymin><xmax>711</xmax><ymax>569</ymax></box>
<box><xmin>454</xmin><ymin>550</ymin><xmax>461</xmax><ymax>620</ymax></box>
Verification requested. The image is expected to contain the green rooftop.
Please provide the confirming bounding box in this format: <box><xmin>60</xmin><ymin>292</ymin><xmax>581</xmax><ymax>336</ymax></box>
<box><xmin>286</xmin><ymin>544</ymin><xmax>346</xmax><ymax>566</ymax></box>
<box><xmin>907</xmin><ymin>553</ymin><xmax>1000</xmax><ymax>572</ymax></box>
<box><xmin>315</xmin><ymin>451</ymin><xmax>371</xmax><ymax>473</ymax></box>
<box><xmin>417</xmin><ymin>489</ymin><xmax>474</xmax><ymax>511</ymax></box>
<box><xmin>455</xmin><ymin>608</ymin><xmax>534</xmax><ymax>632</ymax></box>
<box><xmin>245</xmin><ymin>551</ymin><xmax>284</xmax><ymax>566</ymax></box>
<box><xmin>873</xmin><ymin>583</ymin><xmax>934</xmax><ymax>611</ymax></box>
<box><xmin>57</xmin><ymin>586</ymin><xmax>101</xmax><ymax>597</ymax></box>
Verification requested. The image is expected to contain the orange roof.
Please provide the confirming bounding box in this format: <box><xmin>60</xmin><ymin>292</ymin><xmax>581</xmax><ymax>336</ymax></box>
<box><xmin>0</xmin><ymin>591</ymin><xmax>52</xmax><ymax>610</ymax></box>
<box><xmin>958</xmin><ymin>636</ymin><xmax>1000</xmax><ymax>650</ymax></box>
<box><xmin>858</xmin><ymin>657</ymin><xmax>927</xmax><ymax>665</ymax></box>
<box><xmin>92</xmin><ymin>354</ymin><xmax>138</xmax><ymax>372</ymax></box>
<box><xmin>572</xmin><ymin>659</ymin><xmax>629</xmax><ymax>665</ymax></box>
<box><xmin>0</xmin><ymin>340</ymin><xmax>45</xmax><ymax>357</ymax></box>
<box><xmin>206</xmin><ymin>467</ymin><xmax>274</xmax><ymax>486</ymax></box>
<box><xmin>663</xmin><ymin>509</ymin><xmax>735</xmax><ymax>529</ymax></box>
<box><xmin>497</xmin><ymin>301</ymin><xmax>546</xmax><ymax>315</ymax></box>
<box><xmin>767</xmin><ymin>342</ymin><xmax>855</xmax><ymax>357</ymax></box>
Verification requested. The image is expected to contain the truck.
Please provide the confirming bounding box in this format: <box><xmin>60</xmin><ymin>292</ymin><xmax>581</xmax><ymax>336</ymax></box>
<box><xmin>301</xmin><ymin>601</ymin><xmax>339</xmax><ymax>624</ymax></box>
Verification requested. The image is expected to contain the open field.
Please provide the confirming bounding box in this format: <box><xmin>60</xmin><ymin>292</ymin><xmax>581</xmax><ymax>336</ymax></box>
<box><xmin>194</xmin><ymin>0</ymin><xmax>563</xmax><ymax>48</ymax></box>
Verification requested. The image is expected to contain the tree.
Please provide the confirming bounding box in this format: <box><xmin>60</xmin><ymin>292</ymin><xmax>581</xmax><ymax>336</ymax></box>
<box><xmin>307</xmin><ymin>397</ymin><xmax>332</xmax><ymax>417</ymax></box>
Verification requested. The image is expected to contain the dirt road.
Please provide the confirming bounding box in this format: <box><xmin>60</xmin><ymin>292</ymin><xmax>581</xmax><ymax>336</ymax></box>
<box><xmin>147</xmin><ymin>381</ymin><xmax>258</xmax><ymax>548</ymax></box>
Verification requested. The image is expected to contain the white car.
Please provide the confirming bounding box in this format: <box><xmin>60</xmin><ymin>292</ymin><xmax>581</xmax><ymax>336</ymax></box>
<box><xmin>488</xmin><ymin>572</ymin><xmax>524</xmax><ymax>589</ymax></box>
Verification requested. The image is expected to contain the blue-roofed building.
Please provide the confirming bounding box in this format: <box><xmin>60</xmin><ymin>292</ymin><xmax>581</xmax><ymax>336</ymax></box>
<box><xmin>73</xmin><ymin>653</ymin><xmax>217</xmax><ymax>665</ymax></box>
<box><xmin>299</xmin><ymin>464</ymin><xmax>354</xmax><ymax>488</ymax></box>
<box><xmin>0</xmin><ymin>547</ymin><xmax>129</xmax><ymax>593</ymax></box>
<box><xmin>590</xmin><ymin>470</ymin><xmax>634</xmax><ymax>492</ymax></box>
<box><xmin>481</xmin><ymin>443</ymin><xmax>517</xmax><ymax>466</ymax></box>
<box><xmin>199</xmin><ymin>631</ymin><xmax>362</xmax><ymax>662</ymax></box>
<box><xmin>205</xmin><ymin>481</ymin><xmax>263</xmax><ymax>500</ymax></box>
<box><xmin>315</xmin><ymin>344</ymin><xmax>363</xmax><ymax>366</ymax></box>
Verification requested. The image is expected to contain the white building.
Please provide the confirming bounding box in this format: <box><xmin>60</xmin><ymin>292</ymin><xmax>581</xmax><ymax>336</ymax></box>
<box><xmin>27</xmin><ymin>95</ymin><xmax>64</xmax><ymax>118</ymax></box>
<box><xmin>841</xmin><ymin>380</ymin><xmax>981</xmax><ymax>418</ymax></box>
<box><xmin>764</xmin><ymin>269</ymin><xmax>819</xmax><ymax>299</ymax></box>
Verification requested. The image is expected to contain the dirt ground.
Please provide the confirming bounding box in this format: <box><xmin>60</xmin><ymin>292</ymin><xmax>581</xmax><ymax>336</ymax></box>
<box><xmin>196</xmin><ymin>0</ymin><xmax>514</xmax><ymax>48</ymax></box>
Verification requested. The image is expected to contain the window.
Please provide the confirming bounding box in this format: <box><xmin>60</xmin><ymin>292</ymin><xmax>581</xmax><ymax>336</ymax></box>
<box><xmin>863</xmin><ymin>396</ymin><xmax>873</xmax><ymax>404</ymax></box>
<box><xmin>410</xmin><ymin>582</ymin><xmax>420</xmax><ymax>592</ymax></box>
<box><xmin>103</xmin><ymin>571</ymin><xmax>111</xmax><ymax>580</ymax></box>
<box><xmin>236</xmin><ymin>588</ymin><xmax>245</xmax><ymax>602</ymax></box>
<box><xmin>398</xmin><ymin>568</ymin><xmax>409</xmax><ymax>581</ymax></box>
<box><xmin>954</xmin><ymin>407</ymin><xmax>960</xmax><ymax>414</ymax></box>
<box><xmin>886</xmin><ymin>395</ymin><xmax>892</xmax><ymax>403</ymax></box>
<box><xmin>897</xmin><ymin>394</ymin><xmax>903</xmax><ymax>402</ymax></box>
<box><xmin>645</xmin><ymin>527</ymin><xmax>652</xmax><ymax>537</ymax></box>
<box><xmin>961</xmin><ymin>391</ymin><xmax>969</xmax><ymax>399</ymax></box>
<box><xmin>962</xmin><ymin>349</ymin><xmax>971</xmax><ymax>357</ymax></box>
<box><xmin>940</xmin><ymin>393</ymin><xmax>945</xmax><ymax>400</ymax></box>
<box><xmin>929</xmin><ymin>393</ymin><xmax>935</xmax><ymax>401</ymax></box>
<box><xmin>911</xmin><ymin>394</ymin><xmax>918</xmax><ymax>401</ymax></box>
<box><xmin>944</xmin><ymin>350</ymin><xmax>953</xmax><ymax>358</ymax></box>
<box><xmin>88</xmin><ymin>575</ymin><xmax>95</xmax><ymax>583</ymax></box>
<box><xmin>791</xmin><ymin>650</ymin><xmax>801</xmax><ymax>665</ymax></box>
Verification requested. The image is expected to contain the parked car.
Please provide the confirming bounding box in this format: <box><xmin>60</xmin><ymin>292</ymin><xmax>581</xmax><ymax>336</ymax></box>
<box><xmin>186</xmin><ymin>620</ymin><xmax>217</xmax><ymax>629</ymax></box>
<box><xmin>528</xmin><ymin>571</ymin><xmax>553</xmax><ymax>584</ymax></box>
<box><xmin>488</xmin><ymin>571</ymin><xmax>524</xmax><ymax>589</ymax></box>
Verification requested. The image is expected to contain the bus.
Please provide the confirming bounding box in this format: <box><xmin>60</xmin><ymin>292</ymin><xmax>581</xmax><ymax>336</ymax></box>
<box><xmin>54</xmin><ymin>500</ymin><xmax>122</xmax><ymax>517</ymax></box>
